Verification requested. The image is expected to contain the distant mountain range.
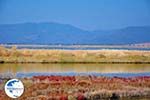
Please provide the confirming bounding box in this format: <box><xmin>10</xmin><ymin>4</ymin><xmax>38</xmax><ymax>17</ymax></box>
<box><xmin>0</xmin><ymin>22</ymin><xmax>150</xmax><ymax>45</ymax></box>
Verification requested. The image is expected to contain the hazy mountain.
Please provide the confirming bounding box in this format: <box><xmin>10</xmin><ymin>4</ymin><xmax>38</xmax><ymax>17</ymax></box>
<box><xmin>0</xmin><ymin>22</ymin><xmax>150</xmax><ymax>44</ymax></box>
<box><xmin>93</xmin><ymin>26</ymin><xmax>150</xmax><ymax>44</ymax></box>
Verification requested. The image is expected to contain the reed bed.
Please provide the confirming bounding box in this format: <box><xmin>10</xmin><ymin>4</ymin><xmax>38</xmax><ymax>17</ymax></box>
<box><xmin>0</xmin><ymin>46</ymin><xmax>150</xmax><ymax>63</ymax></box>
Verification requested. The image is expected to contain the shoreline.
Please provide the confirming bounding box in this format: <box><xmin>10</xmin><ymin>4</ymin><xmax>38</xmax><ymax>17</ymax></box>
<box><xmin>1</xmin><ymin>61</ymin><xmax>150</xmax><ymax>64</ymax></box>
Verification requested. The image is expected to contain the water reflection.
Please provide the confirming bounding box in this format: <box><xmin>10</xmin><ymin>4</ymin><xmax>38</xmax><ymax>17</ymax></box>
<box><xmin>0</xmin><ymin>64</ymin><xmax>150</xmax><ymax>74</ymax></box>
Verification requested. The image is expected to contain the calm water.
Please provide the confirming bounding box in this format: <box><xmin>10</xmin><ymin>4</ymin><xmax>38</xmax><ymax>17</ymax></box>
<box><xmin>0</xmin><ymin>64</ymin><xmax>150</xmax><ymax>77</ymax></box>
<box><xmin>3</xmin><ymin>44</ymin><xmax>150</xmax><ymax>50</ymax></box>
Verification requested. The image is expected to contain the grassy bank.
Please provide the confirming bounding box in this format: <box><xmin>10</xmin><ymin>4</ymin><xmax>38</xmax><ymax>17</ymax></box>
<box><xmin>0</xmin><ymin>46</ymin><xmax>150</xmax><ymax>63</ymax></box>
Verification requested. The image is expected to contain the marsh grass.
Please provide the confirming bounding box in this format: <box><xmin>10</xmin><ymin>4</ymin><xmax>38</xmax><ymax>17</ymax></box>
<box><xmin>0</xmin><ymin>46</ymin><xmax>150</xmax><ymax>63</ymax></box>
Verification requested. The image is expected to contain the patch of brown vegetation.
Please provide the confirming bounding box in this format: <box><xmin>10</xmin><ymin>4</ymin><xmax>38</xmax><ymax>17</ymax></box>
<box><xmin>0</xmin><ymin>46</ymin><xmax>150</xmax><ymax>63</ymax></box>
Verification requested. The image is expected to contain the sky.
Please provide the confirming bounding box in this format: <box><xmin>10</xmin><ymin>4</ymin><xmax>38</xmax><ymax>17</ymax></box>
<box><xmin>0</xmin><ymin>0</ymin><xmax>150</xmax><ymax>30</ymax></box>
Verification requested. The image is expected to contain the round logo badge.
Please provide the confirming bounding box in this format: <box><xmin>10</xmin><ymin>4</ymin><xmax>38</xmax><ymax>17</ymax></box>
<box><xmin>5</xmin><ymin>79</ymin><xmax>24</xmax><ymax>98</ymax></box>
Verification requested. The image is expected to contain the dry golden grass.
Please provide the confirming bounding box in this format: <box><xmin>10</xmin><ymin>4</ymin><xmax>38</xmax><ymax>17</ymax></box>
<box><xmin>0</xmin><ymin>46</ymin><xmax>150</xmax><ymax>63</ymax></box>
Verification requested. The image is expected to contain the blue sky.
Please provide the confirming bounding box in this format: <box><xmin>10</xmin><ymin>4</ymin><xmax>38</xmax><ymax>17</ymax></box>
<box><xmin>0</xmin><ymin>0</ymin><xmax>150</xmax><ymax>30</ymax></box>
